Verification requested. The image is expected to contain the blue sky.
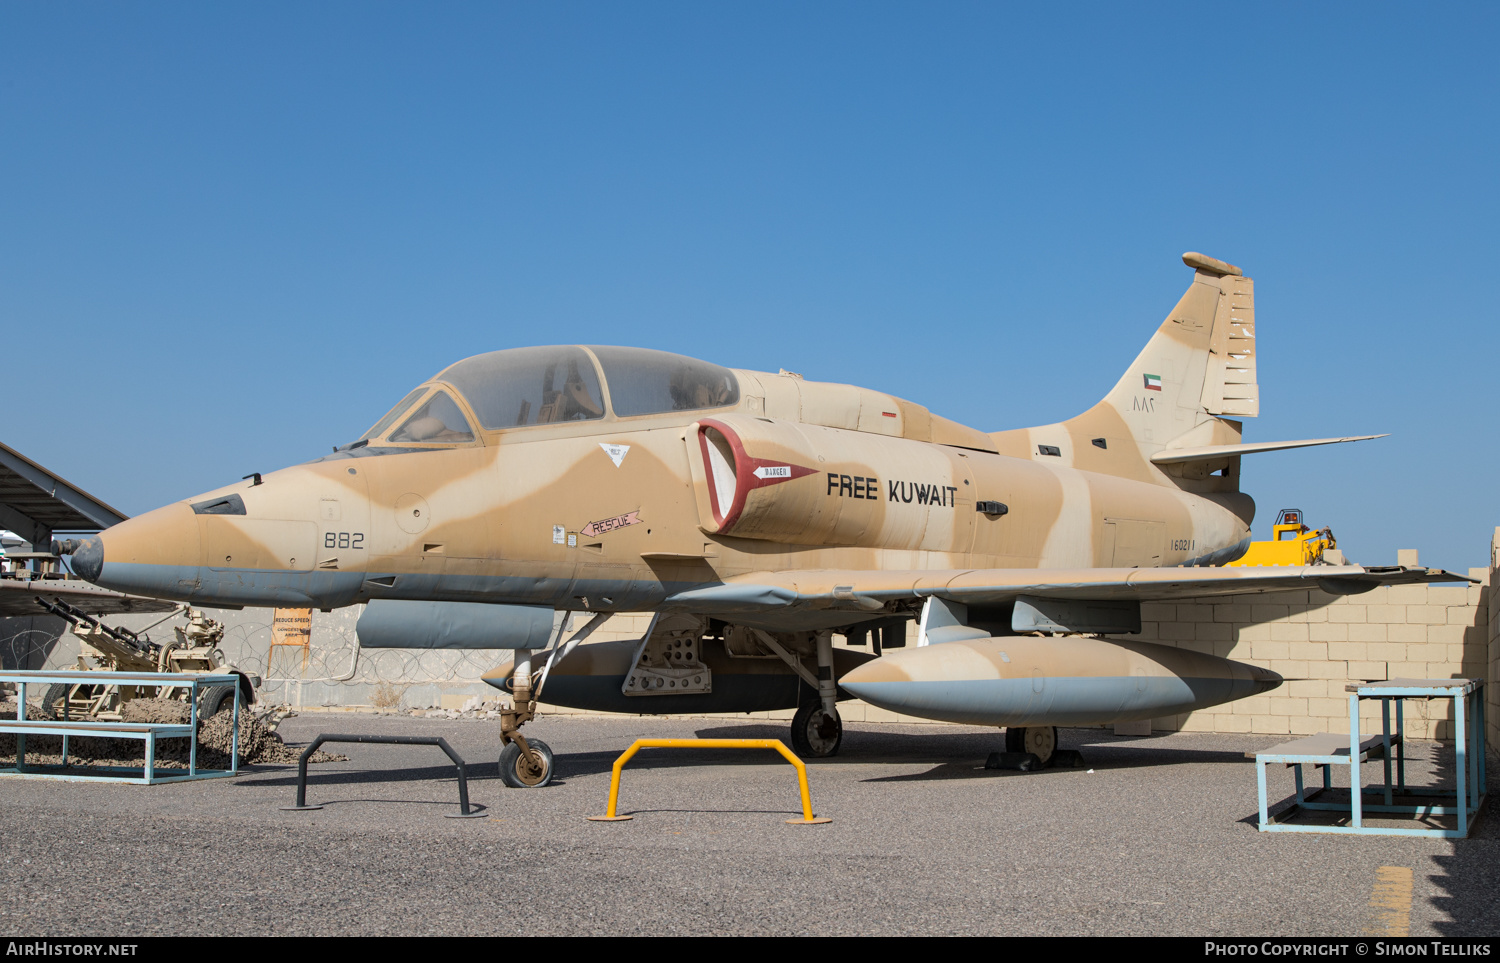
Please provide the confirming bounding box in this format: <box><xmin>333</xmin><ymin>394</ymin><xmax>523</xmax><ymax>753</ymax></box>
<box><xmin>3</xmin><ymin>2</ymin><xmax>1496</xmax><ymax>569</ymax></box>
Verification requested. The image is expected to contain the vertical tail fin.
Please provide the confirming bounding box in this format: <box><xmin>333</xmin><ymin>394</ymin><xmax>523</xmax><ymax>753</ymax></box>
<box><xmin>991</xmin><ymin>252</ymin><xmax>1257</xmax><ymax>486</ymax></box>
<box><xmin>1102</xmin><ymin>251</ymin><xmax>1257</xmax><ymax>430</ymax></box>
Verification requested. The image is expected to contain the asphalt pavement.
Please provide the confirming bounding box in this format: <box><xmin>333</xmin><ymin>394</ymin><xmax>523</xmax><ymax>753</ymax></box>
<box><xmin>2</xmin><ymin>713</ymin><xmax>1497</xmax><ymax>937</ymax></box>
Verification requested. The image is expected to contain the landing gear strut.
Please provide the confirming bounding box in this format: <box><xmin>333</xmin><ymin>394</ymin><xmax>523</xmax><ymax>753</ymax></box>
<box><xmin>495</xmin><ymin>613</ymin><xmax>612</xmax><ymax>788</ymax></box>
<box><xmin>792</xmin><ymin>630</ymin><xmax>844</xmax><ymax>757</ymax></box>
<box><xmin>498</xmin><ymin>647</ymin><xmax>555</xmax><ymax>788</ymax></box>
<box><xmin>746</xmin><ymin>627</ymin><xmax>848</xmax><ymax>759</ymax></box>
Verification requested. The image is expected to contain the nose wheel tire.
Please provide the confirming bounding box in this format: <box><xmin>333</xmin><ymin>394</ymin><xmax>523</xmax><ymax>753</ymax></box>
<box><xmin>1005</xmin><ymin>725</ymin><xmax>1057</xmax><ymax>767</ymax></box>
<box><xmin>790</xmin><ymin>704</ymin><xmax>842</xmax><ymax>758</ymax></box>
<box><xmin>499</xmin><ymin>738</ymin><xmax>555</xmax><ymax>788</ymax></box>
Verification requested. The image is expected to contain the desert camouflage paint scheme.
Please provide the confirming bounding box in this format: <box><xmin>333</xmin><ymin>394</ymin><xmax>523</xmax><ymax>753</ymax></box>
<box><xmin>69</xmin><ymin>253</ymin><xmax>1464</xmax><ymax>767</ymax></box>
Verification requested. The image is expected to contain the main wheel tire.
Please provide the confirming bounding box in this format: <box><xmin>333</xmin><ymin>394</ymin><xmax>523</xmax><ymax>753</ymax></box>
<box><xmin>198</xmin><ymin>684</ymin><xmax>237</xmax><ymax>718</ymax></box>
<box><xmin>790</xmin><ymin>703</ymin><xmax>842</xmax><ymax>758</ymax></box>
<box><xmin>499</xmin><ymin>738</ymin><xmax>555</xmax><ymax>788</ymax></box>
<box><xmin>1004</xmin><ymin>726</ymin><xmax>1057</xmax><ymax>767</ymax></box>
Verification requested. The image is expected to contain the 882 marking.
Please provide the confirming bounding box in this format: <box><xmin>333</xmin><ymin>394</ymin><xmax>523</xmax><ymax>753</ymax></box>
<box><xmin>324</xmin><ymin>532</ymin><xmax>365</xmax><ymax>549</ymax></box>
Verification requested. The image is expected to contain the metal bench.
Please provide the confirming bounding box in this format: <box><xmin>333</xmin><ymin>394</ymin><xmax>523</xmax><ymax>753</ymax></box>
<box><xmin>1254</xmin><ymin>678</ymin><xmax>1485</xmax><ymax>838</ymax></box>
<box><xmin>0</xmin><ymin>670</ymin><xmax>240</xmax><ymax>784</ymax></box>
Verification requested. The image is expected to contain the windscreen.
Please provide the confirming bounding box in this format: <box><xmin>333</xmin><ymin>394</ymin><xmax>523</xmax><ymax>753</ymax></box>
<box><xmin>388</xmin><ymin>390</ymin><xmax>476</xmax><ymax>443</ymax></box>
<box><xmin>362</xmin><ymin>388</ymin><xmax>428</xmax><ymax>441</ymax></box>
<box><xmin>437</xmin><ymin>347</ymin><xmax>606</xmax><ymax>430</ymax></box>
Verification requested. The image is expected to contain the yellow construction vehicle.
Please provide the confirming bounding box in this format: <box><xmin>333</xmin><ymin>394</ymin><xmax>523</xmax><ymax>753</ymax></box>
<box><xmin>1227</xmin><ymin>508</ymin><xmax>1337</xmax><ymax>567</ymax></box>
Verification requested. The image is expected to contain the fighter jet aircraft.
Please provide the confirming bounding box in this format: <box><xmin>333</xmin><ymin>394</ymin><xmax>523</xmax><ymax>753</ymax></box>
<box><xmin>67</xmin><ymin>252</ymin><xmax>1466</xmax><ymax>786</ymax></box>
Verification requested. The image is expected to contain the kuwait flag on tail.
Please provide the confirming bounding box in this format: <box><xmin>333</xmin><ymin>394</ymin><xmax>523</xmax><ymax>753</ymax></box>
<box><xmin>1143</xmin><ymin>373</ymin><xmax>1163</xmax><ymax>391</ymax></box>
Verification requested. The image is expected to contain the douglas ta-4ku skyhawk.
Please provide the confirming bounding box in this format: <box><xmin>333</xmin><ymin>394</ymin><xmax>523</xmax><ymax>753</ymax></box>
<box><xmin>68</xmin><ymin>252</ymin><xmax>1466</xmax><ymax>786</ymax></box>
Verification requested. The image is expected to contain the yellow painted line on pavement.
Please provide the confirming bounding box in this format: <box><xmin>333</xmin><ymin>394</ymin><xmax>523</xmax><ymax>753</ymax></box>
<box><xmin>1364</xmin><ymin>865</ymin><xmax>1413</xmax><ymax>937</ymax></box>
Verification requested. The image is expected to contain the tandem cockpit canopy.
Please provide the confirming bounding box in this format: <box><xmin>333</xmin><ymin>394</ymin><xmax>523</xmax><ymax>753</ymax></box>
<box><xmin>355</xmin><ymin>345</ymin><xmax>740</xmax><ymax>448</ymax></box>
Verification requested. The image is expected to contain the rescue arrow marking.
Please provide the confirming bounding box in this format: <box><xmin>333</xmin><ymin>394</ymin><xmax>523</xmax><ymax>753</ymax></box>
<box><xmin>580</xmin><ymin>511</ymin><xmax>642</xmax><ymax>538</ymax></box>
<box><xmin>599</xmin><ymin>443</ymin><xmax>630</xmax><ymax>467</ymax></box>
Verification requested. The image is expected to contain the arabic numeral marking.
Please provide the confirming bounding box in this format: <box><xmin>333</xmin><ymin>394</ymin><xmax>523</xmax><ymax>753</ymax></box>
<box><xmin>1171</xmin><ymin>539</ymin><xmax>1195</xmax><ymax>552</ymax></box>
<box><xmin>325</xmin><ymin>532</ymin><xmax>365</xmax><ymax>550</ymax></box>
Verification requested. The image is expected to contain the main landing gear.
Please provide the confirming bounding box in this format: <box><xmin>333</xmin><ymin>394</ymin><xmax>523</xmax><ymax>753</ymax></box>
<box><xmin>791</xmin><ymin>703</ymin><xmax>842</xmax><ymax>757</ymax></box>
<box><xmin>745</xmin><ymin>626</ymin><xmax>847</xmax><ymax>759</ymax></box>
<box><xmin>790</xmin><ymin>629</ymin><xmax>842</xmax><ymax>758</ymax></box>
<box><xmin>1004</xmin><ymin>725</ymin><xmax>1057</xmax><ymax>767</ymax></box>
<box><xmin>990</xmin><ymin>726</ymin><xmax>1084</xmax><ymax>771</ymax></box>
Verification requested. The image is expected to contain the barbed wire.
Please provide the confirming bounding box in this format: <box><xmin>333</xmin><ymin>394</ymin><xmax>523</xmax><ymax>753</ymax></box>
<box><xmin>215</xmin><ymin>616</ymin><xmax>509</xmax><ymax>688</ymax></box>
<box><xmin>2</xmin><ymin>627</ymin><xmax>67</xmax><ymax>672</ymax></box>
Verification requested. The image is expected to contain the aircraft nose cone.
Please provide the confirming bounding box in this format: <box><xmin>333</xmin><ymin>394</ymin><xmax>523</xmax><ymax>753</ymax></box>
<box><xmin>71</xmin><ymin>535</ymin><xmax>104</xmax><ymax>583</ymax></box>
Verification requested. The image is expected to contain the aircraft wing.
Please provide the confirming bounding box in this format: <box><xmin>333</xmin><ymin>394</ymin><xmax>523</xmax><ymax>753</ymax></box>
<box><xmin>663</xmin><ymin>564</ymin><xmax>1473</xmax><ymax>622</ymax></box>
<box><xmin>0</xmin><ymin>578</ymin><xmax>180</xmax><ymax>618</ymax></box>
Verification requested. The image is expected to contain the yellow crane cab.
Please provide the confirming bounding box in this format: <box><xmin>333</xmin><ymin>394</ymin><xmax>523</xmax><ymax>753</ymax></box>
<box><xmin>1226</xmin><ymin>509</ymin><xmax>1337</xmax><ymax>567</ymax></box>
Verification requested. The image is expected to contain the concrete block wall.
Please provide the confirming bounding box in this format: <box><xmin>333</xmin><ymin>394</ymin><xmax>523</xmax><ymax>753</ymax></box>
<box><xmin>1489</xmin><ymin>528</ymin><xmax>1500</xmax><ymax>751</ymax></box>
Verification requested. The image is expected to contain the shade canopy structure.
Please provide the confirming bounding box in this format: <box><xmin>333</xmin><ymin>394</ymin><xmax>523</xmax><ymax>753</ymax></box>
<box><xmin>0</xmin><ymin>440</ymin><xmax>127</xmax><ymax>548</ymax></box>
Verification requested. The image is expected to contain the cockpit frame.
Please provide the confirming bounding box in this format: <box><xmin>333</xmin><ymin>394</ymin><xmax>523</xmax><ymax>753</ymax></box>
<box><xmin>354</xmin><ymin>345</ymin><xmax>742</xmax><ymax>451</ymax></box>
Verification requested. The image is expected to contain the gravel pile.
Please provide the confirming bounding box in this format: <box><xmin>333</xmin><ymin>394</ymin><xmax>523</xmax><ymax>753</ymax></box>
<box><xmin>400</xmin><ymin>695</ymin><xmax>510</xmax><ymax>720</ymax></box>
<box><xmin>118</xmin><ymin>698</ymin><xmax>191</xmax><ymax>725</ymax></box>
<box><xmin>0</xmin><ymin>698</ymin><xmax>345</xmax><ymax>770</ymax></box>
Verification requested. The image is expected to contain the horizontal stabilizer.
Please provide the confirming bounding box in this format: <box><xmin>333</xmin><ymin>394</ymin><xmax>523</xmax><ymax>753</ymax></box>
<box><xmin>1149</xmin><ymin>434</ymin><xmax>1387</xmax><ymax>465</ymax></box>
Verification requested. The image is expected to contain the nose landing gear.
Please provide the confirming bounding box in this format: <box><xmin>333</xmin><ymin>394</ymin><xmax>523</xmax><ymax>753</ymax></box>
<box><xmin>498</xmin><ymin>647</ymin><xmax>555</xmax><ymax>788</ymax></box>
<box><xmin>499</xmin><ymin>736</ymin><xmax>554</xmax><ymax>788</ymax></box>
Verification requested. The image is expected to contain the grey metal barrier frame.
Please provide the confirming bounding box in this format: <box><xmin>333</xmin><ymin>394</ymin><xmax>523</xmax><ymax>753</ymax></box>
<box><xmin>280</xmin><ymin>733</ymin><xmax>485</xmax><ymax>818</ymax></box>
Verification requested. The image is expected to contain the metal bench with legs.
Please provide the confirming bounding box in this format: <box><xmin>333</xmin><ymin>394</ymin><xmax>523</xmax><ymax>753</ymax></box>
<box><xmin>0</xmin><ymin>670</ymin><xmax>240</xmax><ymax>784</ymax></box>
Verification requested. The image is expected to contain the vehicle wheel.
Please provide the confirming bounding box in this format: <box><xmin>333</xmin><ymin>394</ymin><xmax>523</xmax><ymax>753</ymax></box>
<box><xmin>41</xmin><ymin>683</ymin><xmax>72</xmax><ymax>720</ymax></box>
<box><xmin>198</xmin><ymin>685</ymin><xmax>237</xmax><ymax>718</ymax></box>
<box><xmin>790</xmin><ymin>703</ymin><xmax>842</xmax><ymax>758</ymax></box>
<box><xmin>1004</xmin><ymin>726</ymin><xmax>1057</xmax><ymax>767</ymax></box>
<box><xmin>499</xmin><ymin>738</ymin><xmax>554</xmax><ymax>788</ymax></box>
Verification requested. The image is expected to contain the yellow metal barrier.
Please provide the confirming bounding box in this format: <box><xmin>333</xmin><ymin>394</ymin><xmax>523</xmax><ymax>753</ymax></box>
<box><xmin>587</xmin><ymin>738</ymin><xmax>832</xmax><ymax>825</ymax></box>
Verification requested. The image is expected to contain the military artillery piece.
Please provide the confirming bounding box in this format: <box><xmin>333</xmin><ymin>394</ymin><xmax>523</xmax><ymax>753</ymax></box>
<box><xmin>32</xmin><ymin>597</ymin><xmax>258</xmax><ymax>721</ymax></box>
